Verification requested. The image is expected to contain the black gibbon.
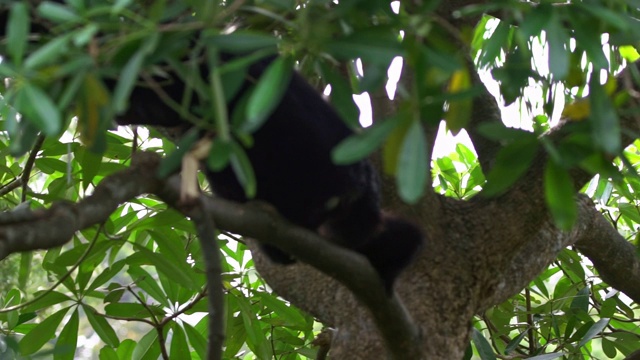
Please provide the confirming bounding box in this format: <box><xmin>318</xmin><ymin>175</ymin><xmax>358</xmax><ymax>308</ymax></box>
<box><xmin>113</xmin><ymin>55</ymin><xmax>424</xmax><ymax>293</ymax></box>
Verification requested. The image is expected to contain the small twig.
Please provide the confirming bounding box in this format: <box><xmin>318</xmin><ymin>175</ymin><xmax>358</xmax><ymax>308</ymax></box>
<box><xmin>191</xmin><ymin>198</ymin><xmax>225</xmax><ymax>360</ymax></box>
<box><xmin>524</xmin><ymin>288</ymin><xmax>535</xmax><ymax>354</ymax></box>
<box><xmin>20</xmin><ymin>135</ymin><xmax>45</xmax><ymax>202</ymax></box>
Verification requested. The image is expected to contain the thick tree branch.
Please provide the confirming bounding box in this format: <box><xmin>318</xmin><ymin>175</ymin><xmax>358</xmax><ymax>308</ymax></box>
<box><xmin>574</xmin><ymin>206</ymin><xmax>640</xmax><ymax>303</ymax></box>
<box><xmin>0</xmin><ymin>151</ymin><xmax>422</xmax><ymax>359</ymax></box>
<box><xmin>0</xmin><ymin>152</ymin><xmax>163</xmax><ymax>259</ymax></box>
<box><xmin>156</xmin><ymin>175</ymin><xmax>422</xmax><ymax>359</ymax></box>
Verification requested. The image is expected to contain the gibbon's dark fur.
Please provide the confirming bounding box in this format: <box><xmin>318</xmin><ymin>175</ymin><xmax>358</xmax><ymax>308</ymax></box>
<box><xmin>114</xmin><ymin>56</ymin><xmax>424</xmax><ymax>292</ymax></box>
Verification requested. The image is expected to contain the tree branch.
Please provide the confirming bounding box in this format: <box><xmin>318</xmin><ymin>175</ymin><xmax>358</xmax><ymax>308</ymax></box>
<box><xmin>0</xmin><ymin>151</ymin><xmax>422</xmax><ymax>359</ymax></box>
<box><xmin>0</xmin><ymin>152</ymin><xmax>163</xmax><ymax>259</ymax></box>
<box><xmin>190</xmin><ymin>200</ymin><xmax>225</xmax><ymax>360</ymax></box>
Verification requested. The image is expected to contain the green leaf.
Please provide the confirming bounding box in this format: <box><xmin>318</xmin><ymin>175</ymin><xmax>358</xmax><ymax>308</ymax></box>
<box><xmin>207</xmin><ymin>138</ymin><xmax>233</xmax><ymax>171</ymax></box>
<box><xmin>87</xmin><ymin>260</ymin><xmax>125</xmax><ymax>292</ymax></box>
<box><xmin>527</xmin><ymin>353</ymin><xmax>564</xmax><ymax>360</ymax></box>
<box><xmin>332</xmin><ymin>119</ymin><xmax>398</xmax><ymax>165</ymax></box>
<box><xmin>170</xmin><ymin>324</ymin><xmax>190</xmax><ymax>359</ymax></box>
<box><xmin>157</xmin><ymin>129</ymin><xmax>200</xmax><ymax>178</ymax></box>
<box><xmin>131</xmin><ymin>245</ymin><xmax>197</xmax><ymax>290</ymax></box>
<box><xmin>570</xmin><ymin>286</ymin><xmax>590</xmax><ymax>315</ymax></box>
<box><xmin>7</xmin><ymin>2</ymin><xmax>29</xmax><ymax>65</ymax></box>
<box><xmin>83</xmin><ymin>304</ymin><xmax>119</xmax><ymax>347</ymax></box>
<box><xmin>320</xmin><ymin>62</ymin><xmax>360</xmax><ymax>127</ymax></box>
<box><xmin>127</xmin><ymin>265</ymin><xmax>170</xmax><ymax>307</ymax></box>
<box><xmin>397</xmin><ymin>120</ymin><xmax>428</xmax><ymax>203</ymax></box>
<box><xmin>207</xmin><ymin>31</ymin><xmax>280</xmax><ymax>53</ymax></box>
<box><xmin>183</xmin><ymin>323</ymin><xmax>207</xmax><ymax>360</ymax></box>
<box><xmin>105</xmin><ymin>303</ymin><xmax>161</xmax><ymax>318</ymax></box>
<box><xmin>99</xmin><ymin>346</ymin><xmax>119</xmax><ymax>360</ymax></box>
<box><xmin>21</xmin><ymin>83</ymin><xmax>62</xmax><ymax>136</ymax></box>
<box><xmin>471</xmin><ymin>328</ymin><xmax>496</xmax><ymax>360</ymax></box>
<box><xmin>544</xmin><ymin>160</ymin><xmax>577</xmax><ymax>230</ymax></box>
<box><xmin>21</xmin><ymin>291</ymin><xmax>72</xmax><ymax>313</ymax></box>
<box><xmin>545</xmin><ymin>15</ymin><xmax>570</xmax><ymax>80</ymax></box>
<box><xmin>19</xmin><ymin>307</ymin><xmax>68</xmax><ymax>355</ymax></box>
<box><xmin>478</xmin><ymin>21</ymin><xmax>511</xmax><ymax>68</ymax></box>
<box><xmin>18</xmin><ymin>252</ymin><xmax>33</xmax><ymax>290</ymax></box>
<box><xmin>131</xmin><ymin>329</ymin><xmax>160</xmax><ymax>360</ymax></box>
<box><xmin>38</xmin><ymin>1</ymin><xmax>82</xmax><ymax>23</ymax></box>
<box><xmin>520</xmin><ymin>3</ymin><xmax>552</xmax><ymax>38</ymax></box>
<box><xmin>116</xmin><ymin>339</ymin><xmax>137</xmax><ymax>359</ymax></box>
<box><xmin>54</xmin><ymin>308</ymin><xmax>79</xmax><ymax>360</ymax></box>
<box><xmin>589</xmin><ymin>80</ymin><xmax>620</xmax><ymax>154</ymax></box>
<box><xmin>483</xmin><ymin>137</ymin><xmax>538</xmax><ymax>197</ymax></box>
<box><xmin>328</xmin><ymin>28</ymin><xmax>403</xmax><ymax>64</ymax></box>
<box><xmin>245</xmin><ymin>57</ymin><xmax>293</xmax><ymax>132</ymax></box>
<box><xmin>113</xmin><ymin>33</ymin><xmax>159</xmax><ymax>113</ymax></box>
<box><xmin>258</xmin><ymin>292</ymin><xmax>308</xmax><ymax>328</ymax></box>
<box><xmin>24</xmin><ymin>34</ymin><xmax>71</xmax><ymax>70</ymax></box>
<box><xmin>229</xmin><ymin>141</ymin><xmax>256</xmax><ymax>198</ymax></box>
<box><xmin>578</xmin><ymin>318</ymin><xmax>609</xmax><ymax>347</ymax></box>
<box><xmin>504</xmin><ymin>330</ymin><xmax>528</xmax><ymax>354</ymax></box>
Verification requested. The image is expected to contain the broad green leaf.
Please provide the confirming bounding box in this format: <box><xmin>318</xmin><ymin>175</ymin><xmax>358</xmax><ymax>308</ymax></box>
<box><xmin>99</xmin><ymin>346</ymin><xmax>119</xmax><ymax>360</ymax></box>
<box><xmin>7</xmin><ymin>2</ymin><xmax>29</xmax><ymax>65</ymax></box>
<box><xmin>54</xmin><ymin>308</ymin><xmax>79</xmax><ymax>360</ymax></box>
<box><xmin>601</xmin><ymin>338</ymin><xmax>618</xmax><ymax>358</ymax></box>
<box><xmin>207</xmin><ymin>138</ymin><xmax>233</xmax><ymax>172</ymax></box>
<box><xmin>471</xmin><ymin>328</ymin><xmax>496</xmax><ymax>360</ymax></box>
<box><xmin>116</xmin><ymin>339</ymin><xmax>137</xmax><ymax>359</ymax></box>
<box><xmin>105</xmin><ymin>303</ymin><xmax>162</xmax><ymax>318</ymax></box>
<box><xmin>245</xmin><ymin>57</ymin><xmax>293</xmax><ymax>132</ymax></box>
<box><xmin>229</xmin><ymin>141</ymin><xmax>256</xmax><ymax>198</ymax></box>
<box><xmin>504</xmin><ymin>331</ymin><xmax>528</xmax><ymax>354</ymax></box>
<box><xmin>478</xmin><ymin>21</ymin><xmax>511</xmax><ymax>68</ymax></box>
<box><xmin>207</xmin><ymin>31</ymin><xmax>280</xmax><ymax>53</ymax></box>
<box><xmin>520</xmin><ymin>3</ymin><xmax>552</xmax><ymax>38</ymax></box>
<box><xmin>332</xmin><ymin>119</ymin><xmax>398</xmax><ymax>165</ymax></box>
<box><xmin>527</xmin><ymin>353</ymin><xmax>564</xmax><ymax>360</ymax></box>
<box><xmin>320</xmin><ymin>62</ymin><xmax>360</xmax><ymax>127</ymax></box>
<box><xmin>482</xmin><ymin>137</ymin><xmax>538</xmax><ymax>197</ymax></box>
<box><xmin>38</xmin><ymin>1</ymin><xmax>82</xmax><ymax>23</ymax></box>
<box><xmin>24</xmin><ymin>34</ymin><xmax>71</xmax><ymax>70</ymax></box>
<box><xmin>544</xmin><ymin>160</ymin><xmax>577</xmax><ymax>230</ymax></box>
<box><xmin>397</xmin><ymin>120</ymin><xmax>428</xmax><ymax>203</ymax></box>
<box><xmin>131</xmin><ymin>245</ymin><xmax>197</xmax><ymax>290</ymax></box>
<box><xmin>570</xmin><ymin>286</ymin><xmax>590</xmax><ymax>315</ymax></box>
<box><xmin>170</xmin><ymin>324</ymin><xmax>189</xmax><ymax>359</ymax></box>
<box><xmin>157</xmin><ymin>129</ymin><xmax>201</xmax><ymax>178</ymax></box>
<box><xmin>183</xmin><ymin>323</ymin><xmax>207</xmax><ymax>360</ymax></box>
<box><xmin>237</xmin><ymin>295</ymin><xmax>271</xmax><ymax>359</ymax></box>
<box><xmin>131</xmin><ymin>329</ymin><xmax>160</xmax><ymax>360</ymax></box>
<box><xmin>80</xmin><ymin>150</ymin><xmax>102</xmax><ymax>191</ymax></box>
<box><xmin>19</xmin><ymin>307</ymin><xmax>68</xmax><ymax>355</ymax></box>
<box><xmin>21</xmin><ymin>83</ymin><xmax>62</xmax><ymax>136</ymax></box>
<box><xmin>258</xmin><ymin>292</ymin><xmax>308</xmax><ymax>328</ymax></box>
<box><xmin>578</xmin><ymin>318</ymin><xmax>609</xmax><ymax>347</ymax></box>
<box><xmin>18</xmin><ymin>252</ymin><xmax>33</xmax><ymax>290</ymax></box>
<box><xmin>113</xmin><ymin>33</ymin><xmax>159</xmax><ymax>113</ymax></box>
<box><xmin>589</xmin><ymin>80</ymin><xmax>620</xmax><ymax>154</ymax></box>
<box><xmin>445</xmin><ymin>69</ymin><xmax>473</xmax><ymax>135</ymax></box>
<box><xmin>21</xmin><ymin>291</ymin><xmax>72</xmax><ymax>313</ymax></box>
<box><xmin>83</xmin><ymin>304</ymin><xmax>119</xmax><ymax>347</ymax></box>
<box><xmin>545</xmin><ymin>15</ymin><xmax>570</xmax><ymax>80</ymax></box>
<box><xmin>87</xmin><ymin>260</ymin><xmax>125</xmax><ymax>292</ymax></box>
<box><xmin>328</xmin><ymin>28</ymin><xmax>403</xmax><ymax>64</ymax></box>
<box><xmin>127</xmin><ymin>265</ymin><xmax>170</xmax><ymax>307</ymax></box>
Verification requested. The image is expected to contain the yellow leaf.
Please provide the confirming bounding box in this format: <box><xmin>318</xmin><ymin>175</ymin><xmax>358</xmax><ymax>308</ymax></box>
<box><xmin>76</xmin><ymin>74</ymin><xmax>110</xmax><ymax>145</ymax></box>
<box><xmin>562</xmin><ymin>99</ymin><xmax>590</xmax><ymax>121</ymax></box>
